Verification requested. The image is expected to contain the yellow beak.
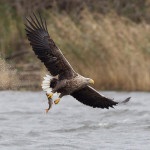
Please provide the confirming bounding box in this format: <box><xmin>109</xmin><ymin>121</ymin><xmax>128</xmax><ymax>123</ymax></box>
<box><xmin>89</xmin><ymin>79</ymin><xmax>94</xmax><ymax>84</ymax></box>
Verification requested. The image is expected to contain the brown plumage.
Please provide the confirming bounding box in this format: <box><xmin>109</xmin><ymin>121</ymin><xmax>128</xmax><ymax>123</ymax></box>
<box><xmin>25</xmin><ymin>13</ymin><xmax>76</xmax><ymax>80</ymax></box>
<box><xmin>25</xmin><ymin>13</ymin><xmax>130</xmax><ymax>109</ymax></box>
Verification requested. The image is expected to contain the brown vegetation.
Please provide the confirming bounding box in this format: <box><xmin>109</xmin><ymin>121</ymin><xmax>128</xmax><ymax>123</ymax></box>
<box><xmin>0</xmin><ymin>57</ymin><xmax>19</xmax><ymax>90</ymax></box>
<box><xmin>0</xmin><ymin>1</ymin><xmax>150</xmax><ymax>91</ymax></box>
<box><xmin>46</xmin><ymin>10</ymin><xmax>150</xmax><ymax>91</ymax></box>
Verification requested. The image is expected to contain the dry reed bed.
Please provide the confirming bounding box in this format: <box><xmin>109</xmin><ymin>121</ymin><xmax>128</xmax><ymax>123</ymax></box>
<box><xmin>0</xmin><ymin>58</ymin><xmax>19</xmax><ymax>90</ymax></box>
<box><xmin>46</xmin><ymin>10</ymin><xmax>150</xmax><ymax>91</ymax></box>
<box><xmin>0</xmin><ymin>8</ymin><xmax>150</xmax><ymax>91</ymax></box>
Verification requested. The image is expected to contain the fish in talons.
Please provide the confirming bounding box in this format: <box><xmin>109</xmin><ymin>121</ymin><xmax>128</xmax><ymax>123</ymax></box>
<box><xmin>42</xmin><ymin>74</ymin><xmax>60</xmax><ymax>113</ymax></box>
<box><xmin>45</xmin><ymin>93</ymin><xmax>53</xmax><ymax>113</ymax></box>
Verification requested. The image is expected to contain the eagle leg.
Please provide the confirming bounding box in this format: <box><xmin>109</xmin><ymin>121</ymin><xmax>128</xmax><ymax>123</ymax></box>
<box><xmin>54</xmin><ymin>98</ymin><xmax>61</xmax><ymax>104</ymax></box>
<box><xmin>54</xmin><ymin>93</ymin><xmax>63</xmax><ymax>104</ymax></box>
<box><xmin>46</xmin><ymin>93</ymin><xmax>53</xmax><ymax>99</ymax></box>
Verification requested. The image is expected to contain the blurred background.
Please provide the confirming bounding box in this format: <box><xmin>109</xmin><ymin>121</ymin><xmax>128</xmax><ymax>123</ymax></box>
<box><xmin>0</xmin><ymin>0</ymin><xmax>150</xmax><ymax>91</ymax></box>
<box><xmin>1</xmin><ymin>1</ymin><xmax>150</xmax><ymax>149</ymax></box>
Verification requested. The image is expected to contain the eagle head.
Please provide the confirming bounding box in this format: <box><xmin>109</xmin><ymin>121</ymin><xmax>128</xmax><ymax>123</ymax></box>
<box><xmin>86</xmin><ymin>78</ymin><xmax>94</xmax><ymax>84</ymax></box>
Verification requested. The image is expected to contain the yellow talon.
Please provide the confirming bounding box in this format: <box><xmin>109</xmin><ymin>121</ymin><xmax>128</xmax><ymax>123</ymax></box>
<box><xmin>54</xmin><ymin>98</ymin><xmax>60</xmax><ymax>104</ymax></box>
<box><xmin>47</xmin><ymin>93</ymin><xmax>53</xmax><ymax>99</ymax></box>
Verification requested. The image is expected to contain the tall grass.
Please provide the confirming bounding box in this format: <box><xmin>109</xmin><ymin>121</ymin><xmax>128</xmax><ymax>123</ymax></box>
<box><xmin>0</xmin><ymin>57</ymin><xmax>19</xmax><ymax>90</ymax></box>
<box><xmin>0</xmin><ymin>3</ymin><xmax>24</xmax><ymax>57</ymax></box>
<box><xmin>1</xmin><ymin>4</ymin><xmax>150</xmax><ymax>91</ymax></box>
<box><xmin>44</xmin><ymin>9</ymin><xmax>150</xmax><ymax>91</ymax></box>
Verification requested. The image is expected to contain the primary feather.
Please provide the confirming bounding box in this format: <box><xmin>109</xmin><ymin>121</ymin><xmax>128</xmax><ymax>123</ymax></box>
<box><xmin>25</xmin><ymin>13</ymin><xmax>76</xmax><ymax>80</ymax></box>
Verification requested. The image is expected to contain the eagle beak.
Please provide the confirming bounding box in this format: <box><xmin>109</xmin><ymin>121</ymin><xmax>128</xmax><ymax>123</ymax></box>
<box><xmin>89</xmin><ymin>79</ymin><xmax>94</xmax><ymax>84</ymax></box>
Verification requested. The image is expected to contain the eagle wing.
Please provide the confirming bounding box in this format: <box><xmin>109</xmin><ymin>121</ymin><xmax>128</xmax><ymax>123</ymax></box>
<box><xmin>71</xmin><ymin>86</ymin><xmax>129</xmax><ymax>109</ymax></box>
<box><xmin>25</xmin><ymin>13</ymin><xmax>76</xmax><ymax>79</ymax></box>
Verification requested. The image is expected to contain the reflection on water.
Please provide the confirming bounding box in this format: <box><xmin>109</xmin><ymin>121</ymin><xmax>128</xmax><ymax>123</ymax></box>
<box><xmin>0</xmin><ymin>91</ymin><xmax>150</xmax><ymax>150</ymax></box>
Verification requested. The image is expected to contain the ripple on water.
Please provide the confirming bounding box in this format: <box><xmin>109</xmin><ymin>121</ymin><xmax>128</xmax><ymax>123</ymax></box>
<box><xmin>0</xmin><ymin>91</ymin><xmax>150</xmax><ymax>150</ymax></box>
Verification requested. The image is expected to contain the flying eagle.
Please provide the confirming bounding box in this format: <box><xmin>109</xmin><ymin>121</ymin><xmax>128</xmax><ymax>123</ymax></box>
<box><xmin>25</xmin><ymin>13</ymin><xmax>130</xmax><ymax>112</ymax></box>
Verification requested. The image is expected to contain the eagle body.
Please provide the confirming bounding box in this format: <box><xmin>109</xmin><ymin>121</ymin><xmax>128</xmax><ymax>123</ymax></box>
<box><xmin>25</xmin><ymin>13</ymin><xmax>130</xmax><ymax>111</ymax></box>
<box><xmin>50</xmin><ymin>74</ymin><xmax>93</xmax><ymax>98</ymax></box>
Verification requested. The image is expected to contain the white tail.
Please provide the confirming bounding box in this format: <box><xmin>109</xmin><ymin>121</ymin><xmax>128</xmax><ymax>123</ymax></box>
<box><xmin>41</xmin><ymin>74</ymin><xmax>53</xmax><ymax>93</ymax></box>
<box><xmin>42</xmin><ymin>74</ymin><xmax>60</xmax><ymax>102</ymax></box>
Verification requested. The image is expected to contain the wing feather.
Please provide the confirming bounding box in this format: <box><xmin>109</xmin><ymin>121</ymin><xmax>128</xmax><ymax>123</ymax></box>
<box><xmin>71</xmin><ymin>86</ymin><xmax>120</xmax><ymax>109</ymax></box>
<box><xmin>25</xmin><ymin>13</ymin><xmax>76</xmax><ymax>79</ymax></box>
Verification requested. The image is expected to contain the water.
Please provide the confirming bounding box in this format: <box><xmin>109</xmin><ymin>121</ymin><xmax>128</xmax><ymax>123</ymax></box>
<box><xmin>0</xmin><ymin>91</ymin><xmax>150</xmax><ymax>150</ymax></box>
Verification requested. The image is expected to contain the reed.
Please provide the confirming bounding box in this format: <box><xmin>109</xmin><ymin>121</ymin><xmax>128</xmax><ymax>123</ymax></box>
<box><xmin>1</xmin><ymin>4</ymin><xmax>150</xmax><ymax>91</ymax></box>
<box><xmin>0</xmin><ymin>57</ymin><xmax>19</xmax><ymax>90</ymax></box>
<box><xmin>44</xmin><ymin>10</ymin><xmax>150</xmax><ymax>91</ymax></box>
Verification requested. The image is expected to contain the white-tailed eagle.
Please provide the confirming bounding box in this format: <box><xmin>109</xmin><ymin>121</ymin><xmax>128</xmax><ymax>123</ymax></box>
<box><xmin>25</xmin><ymin>13</ymin><xmax>130</xmax><ymax>112</ymax></box>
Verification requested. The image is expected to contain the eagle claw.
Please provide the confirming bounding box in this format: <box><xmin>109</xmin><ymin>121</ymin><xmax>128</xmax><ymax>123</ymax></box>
<box><xmin>46</xmin><ymin>93</ymin><xmax>53</xmax><ymax>99</ymax></box>
<box><xmin>54</xmin><ymin>98</ymin><xmax>60</xmax><ymax>104</ymax></box>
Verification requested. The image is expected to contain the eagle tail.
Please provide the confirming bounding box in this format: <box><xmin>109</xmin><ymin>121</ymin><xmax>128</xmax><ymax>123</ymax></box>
<box><xmin>41</xmin><ymin>74</ymin><xmax>58</xmax><ymax>93</ymax></box>
<box><xmin>41</xmin><ymin>74</ymin><xmax>53</xmax><ymax>93</ymax></box>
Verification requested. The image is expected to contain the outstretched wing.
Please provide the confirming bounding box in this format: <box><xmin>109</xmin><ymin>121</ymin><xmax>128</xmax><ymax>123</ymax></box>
<box><xmin>25</xmin><ymin>13</ymin><xmax>76</xmax><ymax>79</ymax></box>
<box><xmin>71</xmin><ymin>86</ymin><xmax>127</xmax><ymax>109</ymax></box>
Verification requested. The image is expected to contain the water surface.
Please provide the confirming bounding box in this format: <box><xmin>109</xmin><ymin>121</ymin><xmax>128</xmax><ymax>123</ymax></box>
<box><xmin>0</xmin><ymin>91</ymin><xmax>150</xmax><ymax>150</ymax></box>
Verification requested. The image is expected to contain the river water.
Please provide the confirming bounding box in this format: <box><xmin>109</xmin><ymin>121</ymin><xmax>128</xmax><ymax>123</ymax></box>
<box><xmin>0</xmin><ymin>91</ymin><xmax>150</xmax><ymax>150</ymax></box>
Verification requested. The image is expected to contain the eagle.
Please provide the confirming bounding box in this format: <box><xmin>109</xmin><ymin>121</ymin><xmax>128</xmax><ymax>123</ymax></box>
<box><xmin>25</xmin><ymin>13</ymin><xmax>130</xmax><ymax>112</ymax></box>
